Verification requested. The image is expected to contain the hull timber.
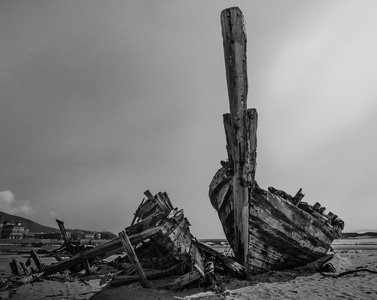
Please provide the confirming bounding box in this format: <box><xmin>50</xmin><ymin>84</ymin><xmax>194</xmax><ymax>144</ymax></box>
<box><xmin>209</xmin><ymin>170</ymin><xmax>344</xmax><ymax>274</ymax></box>
<box><xmin>210</xmin><ymin>7</ymin><xmax>344</xmax><ymax>275</ymax></box>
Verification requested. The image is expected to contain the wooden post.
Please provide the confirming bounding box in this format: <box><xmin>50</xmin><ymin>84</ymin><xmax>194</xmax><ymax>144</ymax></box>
<box><xmin>30</xmin><ymin>250</ymin><xmax>46</xmax><ymax>270</ymax></box>
<box><xmin>56</xmin><ymin>219</ymin><xmax>71</xmax><ymax>254</ymax></box>
<box><xmin>9</xmin><ymin>258</ymin><xmax>24</xmax><ymax>276</ymax></box>
<box><xmin>20</xmin><ymin>262</ymin><xmax>30</xmax><ymax>275</ymax></box>
<box><xmin>292</xmin><ymin>188</ymin><xmax>305</xmax><ymax>206</ymax></box>
<box><xmin>223</xmin><ymin>113</ymin><xmax>234</xmax><ymax>163</ymax></box>
<box><xmin>83</xmin><ymin>260</ymin><xmax>91</xmax><ymax>275</ymax></box>
<box><xmin>221</xmin><ymin>7</ymin><xmax>252</xmax><ymax>268</ymax></box>
<box><xmin>118</xmin><ymin>231</ymin><xmax>150</xmax><ymax>288</ymax></box>
<box><xmin>246</xmin><ymin>109</ymin><xmax>258</xmax><ymax>186</ymax></box>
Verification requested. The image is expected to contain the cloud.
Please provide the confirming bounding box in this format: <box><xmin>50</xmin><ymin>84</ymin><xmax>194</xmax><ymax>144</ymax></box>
<box><xmin>0</xmin><ymin>191</ymin><xmax>36</xmax><ymax>216</ymax></box>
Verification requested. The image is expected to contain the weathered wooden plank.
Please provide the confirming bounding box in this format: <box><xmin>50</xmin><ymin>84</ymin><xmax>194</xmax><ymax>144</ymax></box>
<box><xmin>292</xmin><ymin>188</ymin><xmax>305</xmax><ymax>206</ymax></box>
<box><xmin>144</xmin><ymin>190</ymin><xmax>155</xmax><ymax>201</ymax></box>
<box><xmin>195</xmin><ymin>240</ymin><xmax>246</xmax><ymax>279</ymax></box>
<box><xmin>41</xmin><ymin>225</ymin><xmax>163</xmax><ymax>275</ymax></box>
<box><xmin>30</xmin><ymin>250</ymin><xmax>46</xmax><ymax>271</ymax></box>
<box><xmin>164</xmin><ymin>270</ymin><xmax>202</xmax><ymax>291</ymax></box>
<box><xmin>160</xmin><ymin>192</ymin><xmax>174</xmax><ymax>211</ymax></box>
<box><xmin>209</xmin><ymin>165</ymin><xmax>233</xmax><ymax>210</ymax></box>
<box><xmin>126</xmin><ymin>211</ymin><xmax>166</xmax><ymax>236</ymax></box>
<box><xmin>20</xmin><ymin>262</ymin><xmax>30</xmax><ymax>276</ymax></box>
<box><xmin>155</xmin><ymin>193</ymin><xmax>171</xmax><ymax>213</ymax></box>
<box><xmin>110</xmin><ymin>263</ymin><xmax>183</xmax><ymax>287</ymax></box>
<box><xmin>56</xmin><ymin>219</ymin><xmax>71</xmax><ymax>253</ymax></box>
<box><xmin>118</xmin><ymin>231</ymin><xmax>150</xmax><ymax>288</ymax></box>
<box><xmin>131</xmin><ymin>198</ymin><xmax>145</xmax><ymax>225</ymax></box>
<box><xmin>223</xmin><ymin>113</ymin><xmax>234</xmax><ymax>163</ymax></box>
<box><xmin>137</xmin><ymin>202</ymin><xmax>157</xmax><ymax>220</ymax></box>
<box><xmin>245</xmin><ymin>189</ymin><xmax>336</xmax><ymax>274</ymax></box>
<box><xmin>327</xmin><ymin>212</ymin><xmax>338</xmax><ymax>222</ymax></box>
<box><xmin>217</xmin><ymin>182</ymin><xmax>231</xmax><ymax>211</ymax></box>
<box><xmin>16</xmin><ymin>271</ymin><xmax>45</xmax><ymax>285</ymax></box>
<box><xmin>9</xmin><ymin>258</ymin><xmax>24</xmax><ymax>276</ymax></box>
<box><xmin>313</xmin><ymin>202</ymin><xmax>321</xmax><ymax>211</ymax></box>
<box><xmin>153</xmin><ymin>210</ymin><xmax>204</xmax><ymax>276</ymax></box>
<box><xmin>221</xmin><ymin>7</ymin><xmax>251</xmax><ymax>268</ymax></box>
<box><xmin>246</xmin><ymin>109</ymin><xmax>258</xmax><ymax>185</ymax></box>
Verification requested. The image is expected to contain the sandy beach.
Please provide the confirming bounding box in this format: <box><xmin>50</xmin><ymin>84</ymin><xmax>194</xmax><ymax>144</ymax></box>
<box><xmin>90</xmin><ymin>249</ymin><xmax>377</xmax><ymax>300</ymax></box>
<box><xmin>1</xmin><ymin>247</ymin><xmax>376</xmax><ymax>300</ymax></box>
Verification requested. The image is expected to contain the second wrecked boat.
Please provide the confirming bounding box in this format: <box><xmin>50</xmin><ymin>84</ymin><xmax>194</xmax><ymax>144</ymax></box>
<box><xmin>209</xmin><ymin>7</ymin><xmax>344</xmax><ymax>275</ymax></box>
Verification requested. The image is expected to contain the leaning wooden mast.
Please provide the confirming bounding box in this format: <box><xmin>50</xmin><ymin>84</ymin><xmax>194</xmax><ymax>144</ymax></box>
<box><xmin>220</xmin><ymin>7</ymin><xmax>257</xmax><ymax>269</ymax></box>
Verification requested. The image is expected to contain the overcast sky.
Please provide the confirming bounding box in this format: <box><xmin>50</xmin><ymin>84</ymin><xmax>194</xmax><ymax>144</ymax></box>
<box><xmin>0</xmin><ymin>0</ymin><xmax>376</xmax><ymax>237</ymax></box>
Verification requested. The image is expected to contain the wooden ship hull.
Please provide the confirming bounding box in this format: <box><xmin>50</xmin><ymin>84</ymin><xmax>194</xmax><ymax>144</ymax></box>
<box><xmin>210</xmin><ymin>7</ymin><xmax>344</xmax><ymax>275</ymax></box>
<box><xmin>209</xmin><ymin>165</ymin><xmax>344</xmax><ymax>274</ymax></box>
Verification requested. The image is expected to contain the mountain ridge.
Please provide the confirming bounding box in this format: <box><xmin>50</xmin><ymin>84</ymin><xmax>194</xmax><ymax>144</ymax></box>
<box><xmin>0</xmin><ymin>211</ymin><xmax>57</xmax><ymax>233</ymax></box>
<box><xmin>0</xmin><ymin>211</ymin><xmax>113</xmax><ymax>235</ymax></box>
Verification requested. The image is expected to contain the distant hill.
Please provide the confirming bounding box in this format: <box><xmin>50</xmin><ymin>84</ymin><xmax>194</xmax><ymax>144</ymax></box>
<box><xmin>0</xmin><ymin>211</ymin><xmax>117</xmax><ymax>239</ymax></box>
<box><xmin>341</xmin><ymin>231</ymin><xmax>377</xmax><ymax>239</ymax></box>
<box><xmin>0</xmin><ymin>211</ymin><xmax>57</xmax><ymax>233</ymax></box>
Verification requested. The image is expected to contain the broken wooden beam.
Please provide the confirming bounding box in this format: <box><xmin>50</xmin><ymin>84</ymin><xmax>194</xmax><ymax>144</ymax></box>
<box><xmin>223</xmin><ymin>114</ymin><xmax>234</xmax><ymax>163</ymax></box>
<box><xmin>164</xmin><ymin>270</ymin><xmax>202</xmax><ymax>291</ymax></box>
<box><xmin>17</xmin><ymin>271</ymin><xmax>45</xmax><ymax>285</ymax></box>
<box><xmin>131</xmin><ymin>198</ymin><xmax>145</xmax><ymax>225</ymax></box>
<box><xmin>9</xmin><ymin>258</ymin><xmax>24</xmax><ymax>276</ymax></box>
<box><xmin>41</xmin><ymin>225</ymin><xmax>163</xmax><ymax>275</ymax></box>
<box><xmin>30</xmin><ymin>250</ymin><xmax>46</xmax><ymax>271</ymax></box>
<box><xmin>144</xmin><ymin>190</ymin><xmax>172</xmax><ymax>214</ymax></box>
<box><xmin>195</xmin><ymin>240</ymin><xmax>246</xmax><ymax>279</ymax></box>
<box><xmin>159</xmin><ymin>192</ymin><xmax>174</xmax><ymax>211</ymax></box>
<box><xmin>292</xmin><ymin>188</ymin><xmax>305</xmax><ymax>206</ymax></box>
<box><xmin>20</xmin><ymin>261</ymin><xmax>31</xmax><ymax>276</ymax></box>
<box><xmin>221</xmin><ymin>6</ymin><xmax>251</xmax><ymax>268</ymax></box>
<box><xmin>126</xmin><ymin>211</ymin><xmax>166</xmax><ymax>236</ymax></box>
<box><xmin>119</xmin><ymin>231</ymin><xmax>150</xmax><ymax>288</ymax></box>
<box><xmin>56</xmin><ymin>219</ymin><xmax>71</xmax><ymax>254</ymax></box>
<box><xmin>110</xmin><ymin>263</ymin><xmax>183</xmax><ymax>287</ymax></box>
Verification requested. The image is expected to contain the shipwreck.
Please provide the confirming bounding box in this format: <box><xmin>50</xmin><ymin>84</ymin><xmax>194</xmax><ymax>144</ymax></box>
<box><xmin>6</xmin><ymin>190</ymin><xmax>245</xmax><ymax>292</ymax></box>
<box><xmin>209</xmin><ymin>7</ymin><xmax>344</xmax><ymax>275</ymax></box>
<box><xmin>3</xmin><ymin>8</ymin><xmax>348</xmax><ymax>295</ymax></box>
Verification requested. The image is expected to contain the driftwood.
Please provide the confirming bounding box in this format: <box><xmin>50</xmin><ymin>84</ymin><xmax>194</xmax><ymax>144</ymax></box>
<box><xmin>320</xmin><ymin>252</ymin><xmax>352</xmax><ymax>273</ymax></box>
<box><xmin>322</xmin><ymin>268</ymin><xmax>377</xmax><ymax>278</ymax></box>
<box><xmin>118</xmin><ymin>231</ymin><xmax>150</xmax><ymax>288</ymax></box>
